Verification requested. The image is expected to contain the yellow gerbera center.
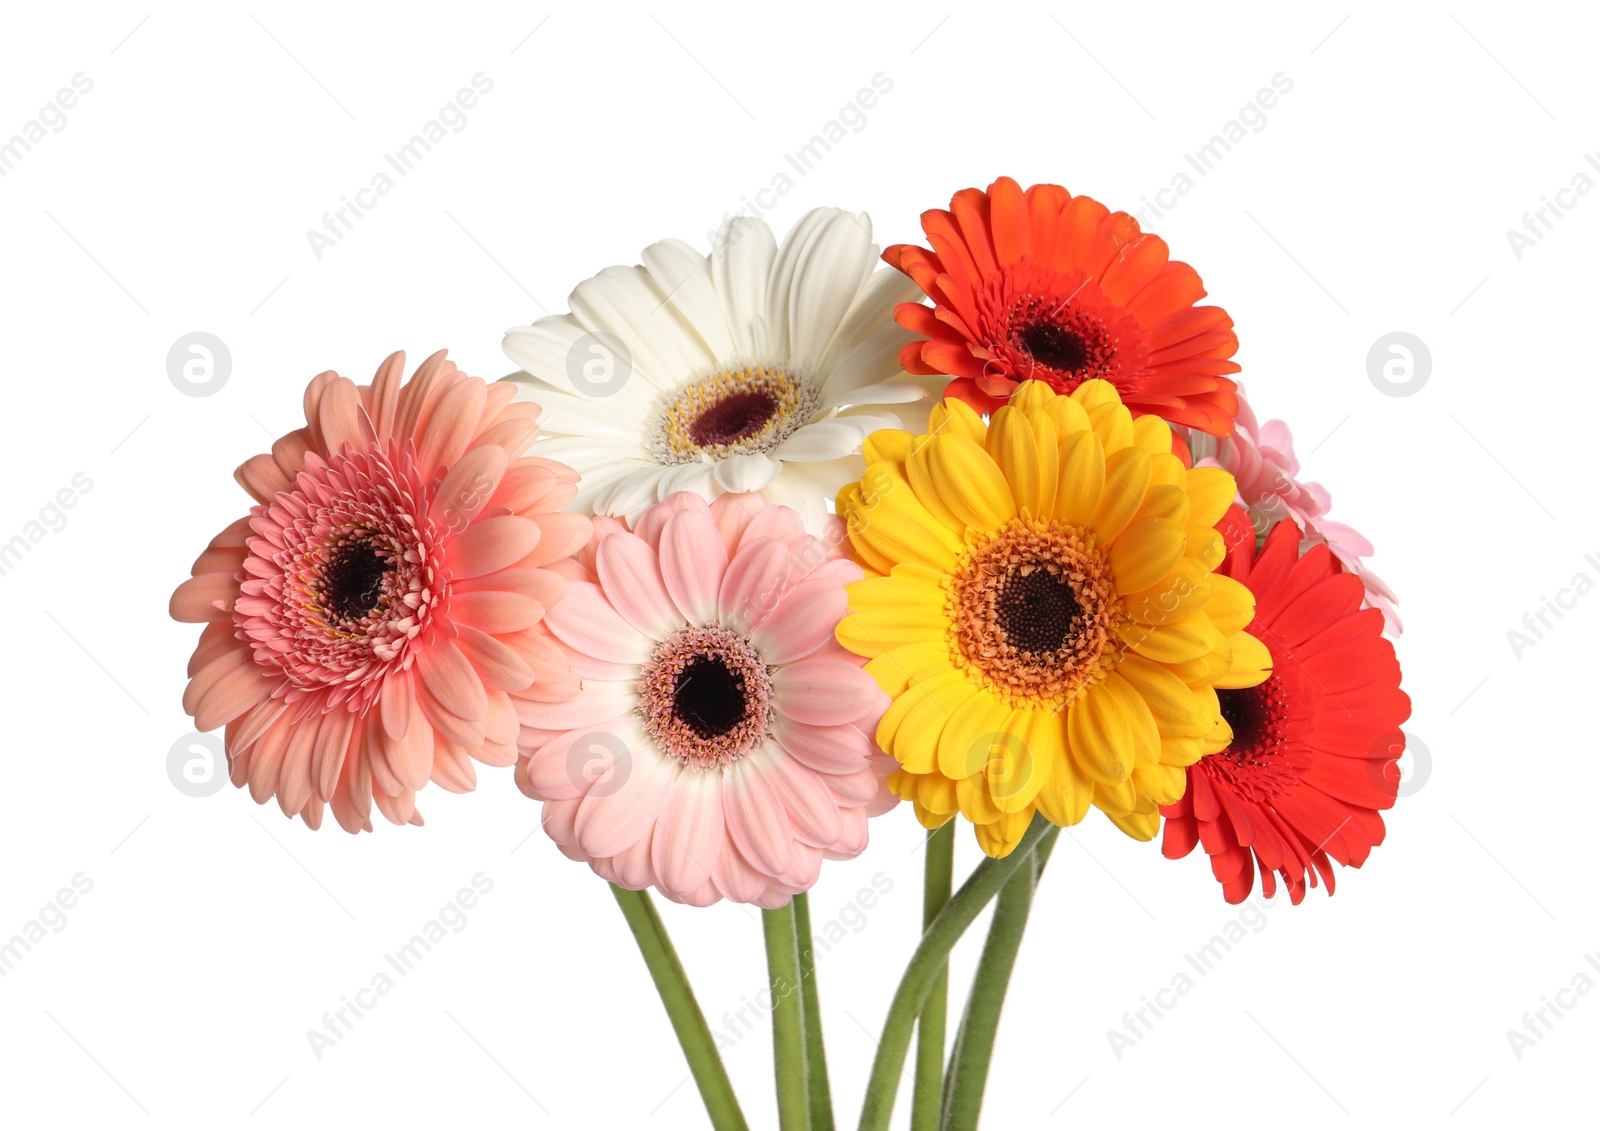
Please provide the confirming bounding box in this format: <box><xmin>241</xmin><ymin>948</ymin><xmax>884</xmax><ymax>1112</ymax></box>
<box><xmin>650</xmin><ymin>365</ymin><xmax>818</xmax><ymax>464</ymax></box>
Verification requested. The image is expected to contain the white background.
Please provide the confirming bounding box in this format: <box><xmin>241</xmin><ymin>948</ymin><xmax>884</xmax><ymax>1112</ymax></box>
<box><xmin>0</xmin><ymin>2</ymin><xmax>1592</xmax><ymax>1128</ymax></box>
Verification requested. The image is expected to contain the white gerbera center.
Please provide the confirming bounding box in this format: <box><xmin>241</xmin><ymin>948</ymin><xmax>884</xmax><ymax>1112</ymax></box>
<box><xmin>647</xmin><ymin>364</ymin><xmax>819</xmax><ymax>465</ymax></box>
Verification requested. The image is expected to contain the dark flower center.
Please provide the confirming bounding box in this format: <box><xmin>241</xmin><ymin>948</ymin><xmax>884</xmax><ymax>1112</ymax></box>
<box><xmin>1018</xmin><ymin>322</ymin><xmax>1089</xmax><ymax>373</ymax></box>
<box><xmin>1218</xmin><ymin>686</ymin><xmax>1267</xmax><ymax>752</ymax></box>
<box><xmin>690</xmin><ymin>390</ymin><xmax>779</xmax><ymax>448</ymax></box>
<box><xmin>995</xmin><ymin>569</ymin><xmax>1081</xmax><ymax>654</ymax></box>
<box><xmin>673</xmin><ymin>654</ymin><xmax>749</xmax><ymax>740</ymax></box>
<box><xmin>326</xmin><ymin>537</ymin><xmax>392</xmax><ymax>621</ymax></box>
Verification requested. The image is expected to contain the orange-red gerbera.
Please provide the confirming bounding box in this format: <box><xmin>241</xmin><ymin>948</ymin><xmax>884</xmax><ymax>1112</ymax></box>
<box><xmin>1160</xmin><ymin>510</ymin><xmax>1411</xmax><ymax>902</ymax></box>
<box><xmin>170</xmin><ymin>350</ymin><xmax>590</xmax><ymax>832</ymax></box>
<box><xmin>884</xmin><ymin>176</ymin><xmax>1241</xmax><ymax>434</ymax></box>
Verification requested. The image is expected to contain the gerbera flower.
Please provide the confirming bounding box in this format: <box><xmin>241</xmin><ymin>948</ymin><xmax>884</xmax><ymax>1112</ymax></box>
<box><xmin>170</xmin><ymin>350</ymin><xmax>591</xmax><ymax>832</ymax></box>
<box><xmin>833</xmin><ymin>378</ymin><xmax>1270</xmax><ymax>858</ymax></box>
<box><xmin>1186</xmin><ymin>385</ymin><xmax>1401</xmax><ymax>633</ymax></box>
<box><xmin>1160</xmin><ymin>512</ymin><xmax>1411</xmax><ymax>903</ymax></box>
<box><xmin>512</xmin><ymin>492</ymin><xmax>897</xmax><ymax>907</ymax></box>
<box><xmin>884</xmin><ymin>176</ymin><xmax>1240</xmax><ymax>433</ymax></box>
<box><xmin>502</xmin><ymin>208</ymin><xmax>939</xmax><ymax>534</ymax></box>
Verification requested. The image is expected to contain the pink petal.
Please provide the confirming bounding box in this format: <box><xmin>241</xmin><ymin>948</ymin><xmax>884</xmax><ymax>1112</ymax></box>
<box><xmin>576</xmin><ymin>743</ymin><xmax>670</xmax><ymax>859</ymax></box>
<box><xmin>451</xmin><ymin>590</ymin><xmax>546</xmax><ymax>634</ymax></box>
<box><xmin>650</xmin><ymin>770</ymin><xmax>724</xmax><ymax>899</ymax></box>
<box><xmin>722</xmin><ymin>756</ymin><xmax>794</xmax><ymax>876</ymax></box>
<box><xmin>771</xmin><ymin>658</ymin><xmax>879</xmax><ymax>726</ymax></box>
<box><xmin>765</xmin><ymin>747</ymin><xmax>844</xmax><ymax>848</ymax></box>
<box><xmin>596</xmin><ymin>531</ymin><xmax>684</xmax><ymax>640</ymax></box>
<box><xmin>749</xmin><ymin>575</ymin><xmax>848</xmax><ymax>665</ymax></box>
<box><xmin>430</xmin><ymin>444</ymin><xmax>509</xmax><ymax>528</ymax></box>
<box><xmin>772</xmin><ymin>716</ymin><xmax>876</xmax><ymax>775</ymax></box>
<box><xmin>526</xmin><ymin>512</ymin><xmax>594</xmax><ymax>566</ymax></box>
<box><xmin>718</xmin><ymin>538</ymin><xmax>796</xmax><ymax>635</ymax></box>
<box><xmin>658</xmin><ymin>510</ymin><xmax>729</xmax><ymax>625</ymax></box>
<box><xmin>417</xmin><ymin>640</ymin><xmax>489</xmax><ymax>723</ymax></box>
<box><xmin>542</xmin><ymin>581</ymin><xmax>652</xmax><ymax>665</ymax></box>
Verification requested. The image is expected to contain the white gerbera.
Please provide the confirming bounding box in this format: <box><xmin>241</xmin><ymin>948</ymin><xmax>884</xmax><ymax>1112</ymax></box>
<box><xmin>503</xmin><ymin>208</ymin><xmax>936</xmax><ymax>532</ymax></box>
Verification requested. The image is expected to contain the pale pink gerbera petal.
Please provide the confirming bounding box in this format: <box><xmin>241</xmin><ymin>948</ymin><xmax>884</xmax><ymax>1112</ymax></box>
<box><xmin>1186</xmin><ymin>384</ymin><xmax>1402</xmax><ymax>634</ymax></box>
<box><xmin>513</xmin><ymin>492</ymin><xmax>898</xmax><ymax>906</ymax></box>
<box><xmin>171</xmin><ymin>350</ymin><xmax>589</xmax><ymax>833</ymax></box>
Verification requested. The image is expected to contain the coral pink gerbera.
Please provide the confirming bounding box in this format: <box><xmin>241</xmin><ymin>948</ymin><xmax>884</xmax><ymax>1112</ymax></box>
<box><xmin>885</xmin><ymin>176</ymin><xmax>1240</xmax><ymax>433</ymax></box>
<box><xmin>170</xmin><ymin>350</ymin><xmax>591</xmax><ymax>832</ymax></box>
<box><xmin>1160</xmin><ymin>512</ymin><xmax>1411</xmax><ymax>903</ymax></box>
<box><xmin>513</xmin><ymin>492</ymin><xmax>897</xmax><ymax>907</ymax></box>
<box><xmin>1186</xmin><ymin>385</ymin><xmax>1401</xmax><ymax>633</ymax></box>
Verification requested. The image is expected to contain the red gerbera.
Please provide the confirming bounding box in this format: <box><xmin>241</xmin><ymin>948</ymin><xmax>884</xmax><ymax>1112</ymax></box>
<box><xmin>1160</xmin><ymin>510</ymin><xmax>1410</xmax><ymax>903</ymax></box>
<box><xmin>884</xmin><ymin>176</ymin><xmax>1241</xmax><ymax>434</ymax></box>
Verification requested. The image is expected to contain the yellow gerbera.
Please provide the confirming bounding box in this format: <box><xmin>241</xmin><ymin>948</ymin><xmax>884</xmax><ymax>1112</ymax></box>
<box><xmin>834</xmin><ymin>379</ymin><xmax>1271</xmax><ymax>857</ymax></box>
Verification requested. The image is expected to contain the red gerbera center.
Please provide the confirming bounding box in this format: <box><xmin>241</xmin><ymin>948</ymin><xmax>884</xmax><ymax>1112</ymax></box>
<box><xmin>985</xmin><ymin>274</ymin><xmax>1151</xmax><ymax>397</ymax></box>
<box><xmin>1206</xmin><ymin>678</ymin><xmax>1305</xmax><ymax>801</ymax></box>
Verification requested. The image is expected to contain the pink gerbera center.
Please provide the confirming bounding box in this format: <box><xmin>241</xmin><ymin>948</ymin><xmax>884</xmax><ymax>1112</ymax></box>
<box><xmin>638</xmin><ymin>625</ymin><xmax>773</xmax><ymax>768</ymax></box>
<box><xmin>238</xmin><ymin>443</ymin><xmax>445</xmax><ymax>711</ymax></box>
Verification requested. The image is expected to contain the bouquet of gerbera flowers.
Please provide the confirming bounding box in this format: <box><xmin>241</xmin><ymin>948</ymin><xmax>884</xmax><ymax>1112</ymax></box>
<box><xmin>171</xmin><ymin>177</ymin><xmax>1409</xmax><ymax>1130</ymax></box>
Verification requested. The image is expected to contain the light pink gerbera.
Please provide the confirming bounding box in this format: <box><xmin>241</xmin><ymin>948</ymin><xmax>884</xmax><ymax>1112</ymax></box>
<box><xmin>1186</xmin><ymin>385</ymin><xmax>1401</xmax><ymax>634</ymax></box>
<box><xmin>513</xmin><ymin>492</ymin><xmax>897</xmax><ymax>907</ymax></box>
<box><xmin>170</xmin><ymin>350</ymin><xmax>591</xmax><ymax>832</ymax></box>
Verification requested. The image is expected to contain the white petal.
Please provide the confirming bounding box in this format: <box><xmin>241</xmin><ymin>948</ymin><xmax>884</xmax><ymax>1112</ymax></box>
<box><xmin>570</xmin><ymin>266</ymin><xmax>713</xmax><ymax>390</ymax></box>
<box><xmin>767</xmin><ymin>209</ymin><xmax>876</xmax><ymax>372</ymax></box>
<box><xmin>641</xmin><ymin>238</ymin><xmax>737</xmax><ymax>361</ymax></box>
<box><xmin>509</xmin><ymin>379</ymin><xmax>647</xmax><ymax>439</ymax></box>
<box><xmin>712</xmin><ymin>452</ymin><xmax>781</xmax><ymax>492</ymax></box>
<box><xmin>821</xmin><ymin>266</ymin><xmax>925</xmax><ymax>369</ymax></box>
<box><xmin>772</xmin><ymin>420</ymin><xmax>868</xmax><ymax>462</ymax></box>
<box><xmin>711</xmin><ymin>216</ymin><xmax>777</xmax><ymax>357</ymax></box>
<box><xmin>593</xmin><ymin>466</ymin><xmax>677</xmax><ymax>520</ymax></box>
<box><xmin>819</xmin><ymin>320</ymin><xmax>920</xmax><ymax>399</ymax></box>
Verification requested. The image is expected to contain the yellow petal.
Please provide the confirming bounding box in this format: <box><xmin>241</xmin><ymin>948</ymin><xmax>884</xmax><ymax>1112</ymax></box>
<box><xmin>853</xmin><ymin>508</ymin><xmax>961</xmax><ymax>572</ymax></box>
<box><xmin>1115</xmin><ymin>613</ymin><xmax>1223</xmax><ymax>665</ymax></box>
<box><xmin>1095</xmin><ymin>672</ymin><xmax>1162</xmax><ymax>768</ymax></box>
<box><xmin>974</xmin><ymin>807</ymin><xmax>1035</xmax><ymax>858</ymax></box>
<box><xmin>1132</xmin><ymin>414</ymin><xmax>1175</xmax><ymax>457</ymax></box>
<box><xmin>1040</xmin><ymin>395</ymin><xmax>1093</xmax><ymax>437</ymax></box>
<box><xmin>1102</xmin><ymin>807</ymin><xmax>1160</xmax><ymax>841</ymax></box>
<box><xmin>1035</xmin><ymin>744</ymin><xmax>1092</xmax><ymax>827</ymax></box>
<box><xmin>1123</xmin><ymin>559</ymin><xmax>1213</xmax><ymax>625</ymax></box>
<box><xmin>1214</xmin><ymin>629</ymin><xmax>1273</xmax><ymax>689</ymax></box>
<box><xmin>1067</xmin><ymin>681</ymin><xmax>1135</xmax><ymax>785</ymax></box>
<box><xmin>1091</xmin><ymin>446</ymin><xmax>1151</xmax><ymax>542</ymax></box>
<box><xmin>1087</xmin><ymin>401</ymin><xmax>1134</xmax><ymax>454</ymax></box>
<box><xmin>877</xmin><ymin>667</ymin><xmax>973</xmax><ymax>767</ymax></box>
<box><xmin>1206</xmin><ymin>574</ymin><xmax>1256</xmax><ymax>636</ymax></box>
<box><xmin>863</xmin><ymin>641</ymin><xmax>956</xmax><ymax>696</ymax></box>
<box><xmin>987</xmin><ymin>406</ymin><xmax>1051</xmax><ymax>517</ymax></box>
<box><xmin>1053</xmin><ymin>428</ymin><xmax>1105</xmax><ymax>526</ymax></box>
<box><xmin>1071</xmin><ymin>378</ymin><xmax>1122</xmax><ymax>413</ymax></box>
<box><xmin>1008</xmin><ymin>380</ymin><xmax>1057</xmax><ymax>412</ymax></box>
<box><xmin>936</xmin><ymin>688</ymin><xmax>1015</xmax><ymax>780</ymax></box>
<box><xmin>929</xmin><ymin>397</ymin><xmax>988</xmax><ymax>444</ymax></box>
<box><xmin>1115</xmin><ymin>655</ymin><xmax>1207</xmax><ymax>737</ymax></box>
<box><xmin>1138</xmin><ymin>483</ymin><xmax>1191</xmax><ymax>526</ymax></box>
<box><xmin>1133</xmin><ymin>763</ymin><xmax>1186</xmax><ymax>807</ymax></box>
<box><xmin>1148</xmin><ymin>452</ymin><xmax>1187</xmax><ymax>488</ymax></box>
<box><xmin>1186</xmin><ymin>465</ymin><xmax>1238</xmax><ymax>529</ymax></box>
<box><xmin>988</xmin><ymin>706</ymin><xmax>1054</xmax><ymax>814</ymax></box>
<box><xmin>928</xmin><ymin>433</ymin><xmax>1017</xmax><ymax>530</ymax></box>
<box><xmin>956</xmin><ymin>773</ymin><xmax>1004</xmax><ymax>826</ymax></box>
<box><xmin>862</xmin><ymin>428</ymin><xmax>914</xmax><ymax>466</ymax></box>
<box><xmin>1093</xmin><ymin>774</ymin><xmax>1137</xmax><ymax>816</ymax></box>
<box><xmin>1110</xmin><ymin>517</ymin><xmax>1187</xmax><ymax>594</ymax></box>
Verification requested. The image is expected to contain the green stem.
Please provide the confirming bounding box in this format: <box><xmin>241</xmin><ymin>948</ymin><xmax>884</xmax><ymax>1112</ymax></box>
<box><xmin>764</xmin><ymin>902</ymin><xmax>812</xmax><ymax>1131</ymax></box>
<box><xmin>792</xmin><ymin>893</ymin><xmax>836</xmax><ymax>1131</ymax></box>
<box><xmin>857</xmin><ymin>813</ymin><xmax>1052</xmax><ymax>1131</ymax></box>
<box><xmin>910</xmin><ymin>823</ymin><xmax>956</xmax><ymax>1131</ymax></box>
<box><xmin>939</xmin><ymin>827</ymin><xmax>1060</xmax><ymax>1131</ymax></box>
<box><xmin>609</xmin><ymin>885</ymin><xmax>749</xmax><ymax>1131</ymax></box>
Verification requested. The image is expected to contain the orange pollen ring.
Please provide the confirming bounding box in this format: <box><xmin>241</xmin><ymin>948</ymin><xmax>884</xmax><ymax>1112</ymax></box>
<box><xmin>946</xmin><ymin>519</ymin><xmax>1122</xmax><ymax>708</ymax></box>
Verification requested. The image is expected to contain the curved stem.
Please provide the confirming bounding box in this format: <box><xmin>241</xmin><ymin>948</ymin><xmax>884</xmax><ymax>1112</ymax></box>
<box><xmin>910</xmin><ymin>823</ymin><xmax>955</xmax><ymax>1131</ymax></box>
<box><xmin>792</xmin><ymin>893</ymin><xmax>835</xmax><ymax>1131</ymax></box>
<box><xmin>856</xmin><ymin>813</ymin><xmax>1051</xmax><ymax>1131</ymax></box>
<box><xmin>764</xmin><ymin>902</ymin><xmax>812</xmax><ymax>1131</ymax></box>
<box><xmin>609</xmin><ymin>885</ymin><xmax>749</xmax><ymax>1131</ymax></box>
<box><xmin>939</xmin><ymin>826</ymin><xmax>1060</xmax><ymax>1131</ymax></box>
